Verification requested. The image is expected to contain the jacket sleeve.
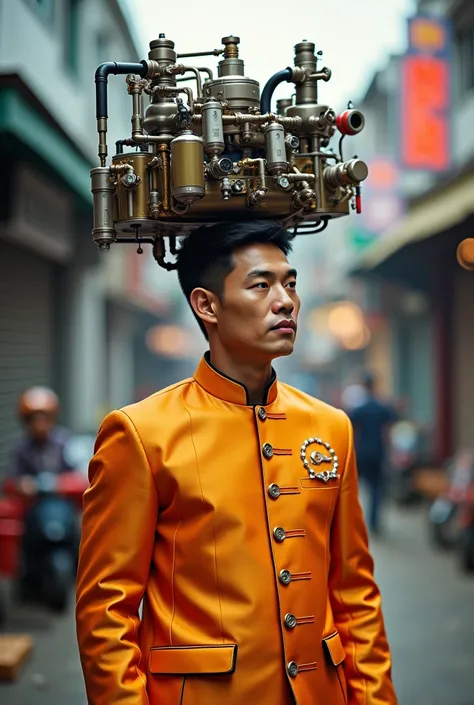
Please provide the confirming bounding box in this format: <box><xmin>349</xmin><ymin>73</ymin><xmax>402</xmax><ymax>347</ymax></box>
<box><xmin>76</xmin><ymin>410</ymin><xmax>158</xmax><ymax>705</ymax></box>
<box><xmin>328</xmin><ymin>412</ymin><xmax>397</xmax><ymax>705</ymax></box>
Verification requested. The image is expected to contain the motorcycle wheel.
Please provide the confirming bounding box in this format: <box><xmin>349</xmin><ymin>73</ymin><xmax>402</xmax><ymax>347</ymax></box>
<box><xmin>429</xmin><ymin>500</ymin><xmax>458</xmax><ymax>549</ymax></box>
<box><xmin>0</xmin><ymin>579</ymin><xmax>12</xmax><ymax>625</ymax></box>
<box><xmin>42</xmin><ymin>549</ymin><xmax>74</xmax><ymax>612</ymax></box>
<box><xmin>460</xmin><ymin>526</ymin><xmax>474</xmax><ymax>573</ymax></box>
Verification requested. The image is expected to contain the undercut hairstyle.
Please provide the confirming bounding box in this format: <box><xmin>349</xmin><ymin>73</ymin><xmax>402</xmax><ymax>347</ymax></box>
<box><xmin>176</xmin><ymin>220</ymin><xmax>294</xmax><ymax>339</ymax></box>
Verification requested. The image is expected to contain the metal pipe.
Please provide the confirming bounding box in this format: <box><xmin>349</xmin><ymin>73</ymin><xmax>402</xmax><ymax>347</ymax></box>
<box><xmin>286</xmin><ymin>173</ymin><xmax>316</xmax><ymax>182</ymax></box>
<box><xmin>295</xmin><ymin>151</ymin><xmax>340</xmax><ymax>161</ymax></box>
<box><xmin>153</xmin><ymin>84</ymin><xmax>194</xmax><ymax>113</ymax></box>
<box><xmin>260</xmin><ymin>68</ymin><xmax>293</xmax><ymax>114</ymax></box>
<box><xmin>291</xmin><ymin>218</ymin><xmax>329</xmax><ymax>235</ymax></box>
<box><xmin>131</xmin><ymin>88</ymin><xmax>143</xmax><ymax>136</ymax></box>
<box><xmin>94</xmin><ymin>61</ymin><xmax>148</xmax><ymax>165</ymax></box>
<box><xmin>177</xmin><ymin>49</ymin><xmax>223</xmax><ymax>58</ymax></box>
<box><xmin>158</xmin><ymin>144</ymin><xmax>171</xmax><ymax>212</ymax></box>
<box><xmin>197</xmin><ymin>66</ymin><xmax>213</xmax><ymax>81</ymax></box>
<box><xmin>181</xmin><ymin>66</ymin><xmax>202</xmax><ymax>96</ymax></box>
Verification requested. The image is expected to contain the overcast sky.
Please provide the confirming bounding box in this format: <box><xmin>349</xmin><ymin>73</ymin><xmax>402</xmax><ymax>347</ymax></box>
<box><xmin>120</xmin><ymin>0</ymin><xmax>416</xmax><ymax>109</ymax></box>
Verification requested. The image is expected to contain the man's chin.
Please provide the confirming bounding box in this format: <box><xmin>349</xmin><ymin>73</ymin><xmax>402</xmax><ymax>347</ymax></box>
<box><xmin>269</xmin><ymin>340</ymin><xmax>295</xmax><ymax>359</ymax></box>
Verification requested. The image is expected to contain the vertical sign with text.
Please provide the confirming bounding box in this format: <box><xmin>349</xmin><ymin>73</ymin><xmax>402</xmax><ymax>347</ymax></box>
<box><xmin>400</xmin><ymin>14</ymin><xmax>452</xmax><ymax>172</ymax></box>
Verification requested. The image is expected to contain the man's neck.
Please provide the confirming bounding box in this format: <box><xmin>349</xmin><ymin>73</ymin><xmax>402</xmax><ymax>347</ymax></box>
<box><xmin>208</xmin><ymin>348</ymin><xmax>273</xmax><ymax>405</ymax></box>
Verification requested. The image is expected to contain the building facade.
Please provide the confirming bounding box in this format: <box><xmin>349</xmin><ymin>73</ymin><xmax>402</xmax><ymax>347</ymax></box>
<box><xmin>0</xmin><ymin>0</ymin><xmax>163</xmax><ymax>472</ymax></box>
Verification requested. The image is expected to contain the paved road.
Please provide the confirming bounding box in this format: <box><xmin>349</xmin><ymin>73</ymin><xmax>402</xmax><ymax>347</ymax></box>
<box><xmin>1</xmin><ymin>501</ymin><xmax>473</xmax><ymax>704</ymax></box>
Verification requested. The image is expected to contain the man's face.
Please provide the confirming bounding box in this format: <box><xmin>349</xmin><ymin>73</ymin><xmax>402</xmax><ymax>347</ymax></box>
<box><xmin>211</xmin><ymin>243</ymin><xmax>300</xmax><ymax>362</ymax></box>
<box><xmin>27</xmin><ymin>412</ymin><xmax>54</xmax><ymax>442</ymax></box>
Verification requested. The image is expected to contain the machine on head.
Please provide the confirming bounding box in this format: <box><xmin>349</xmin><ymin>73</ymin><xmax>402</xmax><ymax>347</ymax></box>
<box><xmin>91</xmin><ymin>34</ymin><xmax>368</xmax><ymax>270</ymax></box>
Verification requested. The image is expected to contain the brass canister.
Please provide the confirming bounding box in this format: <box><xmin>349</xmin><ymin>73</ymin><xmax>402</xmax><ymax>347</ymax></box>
<box><xmin>170</xmin><ymin>131</ymin><xmax>205</xmax><ymax>204</ymax></box>
<box><xmin>112</xmin><ymin>152</ymin><xmax>153</xmax><ymax>223</ymax></box>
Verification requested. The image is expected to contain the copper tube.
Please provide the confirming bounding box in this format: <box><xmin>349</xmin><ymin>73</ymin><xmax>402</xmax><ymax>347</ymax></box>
<box><xmin>158</xmin><ymin>144</ymin><xmax>171</xmax><ymax>212</ymax></box>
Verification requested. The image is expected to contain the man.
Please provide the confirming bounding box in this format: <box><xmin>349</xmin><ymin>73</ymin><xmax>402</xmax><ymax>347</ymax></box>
<box><xmin>7</xmin><ymin>386</ymin><xmax>73</xmax><ymax>495</ymax></box>
<box><xmin>76</xmin><ymin>221</ymin><xmax>397</xmax><ymax>705</ymax></box>
<box><xmin>348</xmin><ymin>373</ymin><xmax>398</xmax><ymax>536</ymax></box>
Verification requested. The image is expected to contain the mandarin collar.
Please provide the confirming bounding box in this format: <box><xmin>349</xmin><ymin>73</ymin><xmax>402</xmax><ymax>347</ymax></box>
<box><xmin>194</xmin><ymin>352</ymin><xmax>278</xmax><ymax>406</ymax></box>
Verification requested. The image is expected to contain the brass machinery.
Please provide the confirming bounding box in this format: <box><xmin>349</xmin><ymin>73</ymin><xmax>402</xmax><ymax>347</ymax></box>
<box><xmin>92</xmin><ymin>35</ymin><xmax>368</xmax><ymax>269</ymax></box>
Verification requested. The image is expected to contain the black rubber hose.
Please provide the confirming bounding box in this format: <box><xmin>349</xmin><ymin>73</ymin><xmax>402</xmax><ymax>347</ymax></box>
<box><xmin>95</xmin><ymin>61</ymin><xmax>148</xmax><ymax>119</ymax></box>
<box><xmin>260</xmin><ymin>68</ymin><xmax>293</xmax><ymax>114</ymax></box>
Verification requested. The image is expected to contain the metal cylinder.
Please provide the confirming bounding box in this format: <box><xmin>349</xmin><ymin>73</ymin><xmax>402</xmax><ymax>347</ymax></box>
<box><xmin>170</xmin><ymin>131</ymin><xmax>205</xmax><ymax>204</ymax></box>
<box><xmin>323</xmin><ymin>158</ymin><xmax>369</xmax><ymax>189</ymax></box>
<box><xmin>294</xmin><ymin>40</ymin><xmax>317</xmax><ymax>105</ymax></box>
<box><xmin>204</xmin><ymin>76</ymin><xmax>260</xmax><ymax>111</ymax></box>
<box><xmin>201</xmin><ymin>100</ymin><xmax>224</xmax><ymax>156</ymax></box>
<box><xmin>148</xmin><ymin>36</ymin><xmax>177</xmax><ymax>88</ymax></box>
<box><xmin>218</xmin><ymin>36</ymin><xmax>244</xmax><ymax>77</ymax></box>
<box><xmin>265</xmin><ymin>123</ymin><xmax>287</xmax><ymax>175</ymax></box>
<box><xmin>148</xmin><ymin>36</ymin><xmax>176</xmax><ymax>65</ymax></box>
<box><xmin>91</xmin><ymin>167</ymin><xmax>116</xmax><ymax>248</ymax></box>
<box><xmin>276</xmin><ymin>98</ymin><xmax>293</xmax><ymax>115</ymax></box>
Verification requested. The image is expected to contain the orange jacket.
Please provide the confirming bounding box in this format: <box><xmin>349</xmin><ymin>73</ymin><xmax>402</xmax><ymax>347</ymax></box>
<box><xmin>76</xmin><ymin>355</ymin><xmax>397</xmax><ymax>705</ymax></box>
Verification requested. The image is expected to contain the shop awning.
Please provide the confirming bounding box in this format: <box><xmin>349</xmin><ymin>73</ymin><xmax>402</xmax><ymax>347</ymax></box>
<box><xmin>354</xmin><ymin>168</ymin><xmax>474</xmax><ymax>271</ymax></box>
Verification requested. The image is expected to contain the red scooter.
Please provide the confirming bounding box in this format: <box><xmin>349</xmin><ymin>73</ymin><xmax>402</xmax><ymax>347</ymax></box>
<box><xmin>428</xmin><ymin>450</ymin><xmax>474</xmax><ymax>555</ymax></box>
<box><xmin>0</xmin><ymin>435</ymin><xmax>92</xmax><ymax>620</ymax></box>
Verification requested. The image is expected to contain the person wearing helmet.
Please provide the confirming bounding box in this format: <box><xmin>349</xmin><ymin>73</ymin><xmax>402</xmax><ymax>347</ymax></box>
<box><xmin>7</xmin><ymin>386</ymin><xmax>73</xmax><ymax>495</ymax></box>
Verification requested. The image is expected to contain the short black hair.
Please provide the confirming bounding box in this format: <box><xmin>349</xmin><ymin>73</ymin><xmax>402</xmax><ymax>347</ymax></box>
<box><xmin>362</xmin><ymin>371</ymin><xmax>375</xmax><ymax>391</ymax></box>
<box><xmin>176</xmin><ymin>220</ymin><xmax>294</xmax><ymax>339</ymax></box>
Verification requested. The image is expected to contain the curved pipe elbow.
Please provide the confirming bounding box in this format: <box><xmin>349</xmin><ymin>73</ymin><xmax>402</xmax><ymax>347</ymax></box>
<box><xmin>95</xmin><ymin>61</ymin><xmax>148</xmax><ymax>118</ymax></box>
<box><xmin>260</xmin><ymin>68</ymin><xmax>293</xmax><ymax>114</ymax></box>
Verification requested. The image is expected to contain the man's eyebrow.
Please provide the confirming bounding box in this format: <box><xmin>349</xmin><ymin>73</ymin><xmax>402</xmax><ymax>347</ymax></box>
<box><xmin>245</xmin><ymin>267</ymin><xmax>298</xmax><ymax>280</ymax></box>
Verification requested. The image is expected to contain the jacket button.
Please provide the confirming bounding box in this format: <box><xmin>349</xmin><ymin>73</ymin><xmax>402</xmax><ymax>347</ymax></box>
<box><xmin>262</xmin><ymin>443</ymin><xmax>273</xmax><ymax>459</ymax></box>
<box><xmin>279</xmin><ymin>569</ymin><xmax>291</xmax><ymax>585</ymax></box>
<box><xmin>287</xmin><ymin>661</ymin><xmax>298</xmax><ymax>678</ymax></box>
<box><xmin>284</xmin><ymin>613</ymin><xmax>297</xmax><ymax>629</ymax></box>
<box><xmin>268</xmin><ymin>483</ymin><xmax>281</xmax><ymax>499</ymax></box>
<box><xmin>258</xmin><ymin>407</ymin><xmax>267</xmax><ymax>421</ymax></box>
<box><xmin>273</xmin><ymin>526</ymin><xmax>286</xmax><ymax>542</ymax></box>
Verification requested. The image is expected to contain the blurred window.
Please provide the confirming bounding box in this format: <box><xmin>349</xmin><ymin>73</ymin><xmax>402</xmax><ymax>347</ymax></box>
<box><xmin>95</xmin><ymin>30</ymin><xmax>110</xmax><ymax>66</ymax></box>
<box><xmin>457</xmin><ymin>27</ymin><xmax>474</xmax><ymax>94</ymax></box>
<box><xmin>23</xmin><ymin>0</ymin><xmax>55</xmax><ymax>24</ymax></box>
<box><xmin>64</xmin><ymin>0</ymin><xmax>80</xmax><ymax>77</ymax></box>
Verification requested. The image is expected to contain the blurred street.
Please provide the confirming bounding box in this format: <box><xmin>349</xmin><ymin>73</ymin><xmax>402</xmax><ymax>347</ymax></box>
<box><xmin>1</xmin><ymin>500</ymin><xmax>473</xmax><ymax>705</ymax></box>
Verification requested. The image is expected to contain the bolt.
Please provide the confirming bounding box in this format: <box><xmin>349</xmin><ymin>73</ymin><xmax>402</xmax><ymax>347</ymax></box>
<box><xmin>98</xmin><ymin>242</ymin><xmax>110</xmax><ymax>252</ymax></box>
<box><xmin>277</xmin><ymin>176</ymin><xmax>290</xmax><ymax>189</ymax></box>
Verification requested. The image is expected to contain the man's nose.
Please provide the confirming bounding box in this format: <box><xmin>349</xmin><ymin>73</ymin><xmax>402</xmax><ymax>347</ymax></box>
<box><xmin>273</xmin><ymin>286</ymin><xmax>294</xmax><ymax>313</ymax></box>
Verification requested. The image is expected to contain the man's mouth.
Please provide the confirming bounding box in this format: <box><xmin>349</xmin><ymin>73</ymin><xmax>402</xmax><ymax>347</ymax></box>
<box><xmin>271</xmin><ymin>319</ymin><xmax>297</xmax><ymax>333</ymax></box>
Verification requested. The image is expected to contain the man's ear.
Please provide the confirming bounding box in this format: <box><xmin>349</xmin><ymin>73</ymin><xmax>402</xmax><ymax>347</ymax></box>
<box><xmin>189</xmin><ymin>288</ymin><xmax>219</xmax><ymax>328</ymax></box>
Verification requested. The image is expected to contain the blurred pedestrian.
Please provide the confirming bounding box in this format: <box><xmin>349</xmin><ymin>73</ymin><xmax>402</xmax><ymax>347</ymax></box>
<box><xmin>6</xmin><ymin>386</ymin><xmax>73</xmax><ymax>496</ymax></box>
<box><xmin>76</xmin><ymin>222</ymin><xmax>396</xmax><ymax>705</ymax></box>
<box><xmin>348</xmin><ymin>372</ymin><xmax>398</xmax><ymax>535</ymax></box>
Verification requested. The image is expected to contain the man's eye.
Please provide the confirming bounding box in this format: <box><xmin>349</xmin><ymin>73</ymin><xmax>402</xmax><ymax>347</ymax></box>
<box><xmin>254</xmin><ymin>282</ymin><xmax>269</xmax><ymax>289</ymax></box>
<box><xmin>287</xmin><ymin>280</ymin><xmax>297</xmax><ymax>289</ymax></box>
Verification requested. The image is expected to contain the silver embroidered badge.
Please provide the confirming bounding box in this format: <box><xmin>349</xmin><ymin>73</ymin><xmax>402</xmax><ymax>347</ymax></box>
<box><xmin>300</xmin><ymin>437</ymin><xmax>339</xmax><ymax>482</ymax></box>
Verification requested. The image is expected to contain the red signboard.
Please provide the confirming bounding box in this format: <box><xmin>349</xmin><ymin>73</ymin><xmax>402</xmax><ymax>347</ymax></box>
<box><xmin>399</xmin><ymin>15</ymin><xmax>451</xmax><ymax>172</ymax></box>
<box><xmin>401</xmin><ymin>55</ymin><xmax>450</xmax><ymax>170</ymax></box>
